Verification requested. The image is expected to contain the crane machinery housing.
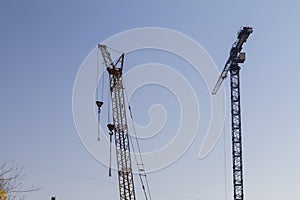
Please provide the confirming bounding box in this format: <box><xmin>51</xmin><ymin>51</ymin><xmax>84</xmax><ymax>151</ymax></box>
<box><xmin>212</xmin><ymin>26</ymin><xmax>253</xmax><ymax>200</ymax></box>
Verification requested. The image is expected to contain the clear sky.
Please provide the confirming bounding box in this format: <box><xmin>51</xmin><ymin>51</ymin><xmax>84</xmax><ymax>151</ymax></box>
<box><xmin>1</xmin><ymin>1</ymin><xmax>300</xmax><ymax>200</ymax></box>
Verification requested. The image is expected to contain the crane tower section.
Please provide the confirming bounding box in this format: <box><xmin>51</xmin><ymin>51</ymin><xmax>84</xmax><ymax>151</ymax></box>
<box><xmin>211</xmin><ymin>27</ymin><xmax>253</xmax><ymax>200</ymax></box>
<box><xmin>98</xmin><ymin>44</ymin><xmax>136</xmax><ymax>200</ymax></box>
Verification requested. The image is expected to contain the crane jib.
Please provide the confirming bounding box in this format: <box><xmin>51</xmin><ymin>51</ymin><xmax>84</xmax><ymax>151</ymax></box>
<box><xmin>211</xmin><ymin>27</ymin><xmax>252</xmax><ymax>95</ymax></box>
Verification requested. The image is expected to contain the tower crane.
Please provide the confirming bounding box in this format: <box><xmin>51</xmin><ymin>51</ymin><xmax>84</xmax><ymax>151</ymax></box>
<box><xmin>98</xmin><ymin>44</ymin><xmax>136</xmax><ymax>200</ymax></box>
<box><xmin>212</xmin><ymin>27</ymin><xmax>253</xmax><ymax>200</ymax></box>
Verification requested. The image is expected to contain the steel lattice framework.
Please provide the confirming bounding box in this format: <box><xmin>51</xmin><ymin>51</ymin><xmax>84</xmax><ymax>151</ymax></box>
<box><xmin>98</xmin><ymin>45</ymin><xmax>136</xmax><ymax>200</ymax></box>
<box><xmin>212</xmin><ymin>27</ymin><xmax>253</xmax><ymax>200</ymax></box>
<box><xmin>230</xmin><ymin>64</ymin><xmax>243</xmax><ymax>200</ymax></box>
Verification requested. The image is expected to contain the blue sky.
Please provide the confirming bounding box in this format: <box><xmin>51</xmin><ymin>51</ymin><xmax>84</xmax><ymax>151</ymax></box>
<box><xmin>1</xmin><ymin>1</ymin><xmax>300</xmax><ymax>200</ymax></box>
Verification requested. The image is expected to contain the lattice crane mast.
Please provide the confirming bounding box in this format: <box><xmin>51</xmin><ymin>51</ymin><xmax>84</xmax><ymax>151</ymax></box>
<box><xmin>212</xmin><ymin>27</ymin><xmax>253</xmax><ymax>200</ymax></box>
<box><xmin>98</xmin><ymin>44</ymin><xmax>136</xmax><ymax>200</ymax></box>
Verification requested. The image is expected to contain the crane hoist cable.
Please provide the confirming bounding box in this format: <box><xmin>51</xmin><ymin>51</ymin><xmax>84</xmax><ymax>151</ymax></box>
<box><xmin>106</xmin><ymin>46</ymin><xmax>123</xmax><ymax>54</ymax></box>
<box><xmin>124</xmin><ymin>88</ymin><xmax>152</xmax><ymax>200</ymax></box>
<box><xmin>96</xmin><ymin>100</ymin><xmax>103</xmax><ymax>141</ymax></box>
<box><xmin>223</xmin><ymin>122</ymin><xmax>228</xmax><ymax>200</ymax></box>
<box><xmin>96</xmin><ymin>49</ymin><xmax>105</xmax><ymax>141</ymax></box>
<box><xmin>96</xmin><ymin>47</ymin><xmax>114</xmax><ymax>176</ymax></box>
<box><xmin>107</xmin><ymin>123</ymin><xmax>115</xmax><ymax>177</ymax></box>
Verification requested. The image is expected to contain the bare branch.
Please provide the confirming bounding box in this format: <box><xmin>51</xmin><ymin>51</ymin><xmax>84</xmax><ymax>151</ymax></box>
<box><xmin>0</xmin><ymin>162</ymin><xmax>39</xmax><ymax>200</ymax></box>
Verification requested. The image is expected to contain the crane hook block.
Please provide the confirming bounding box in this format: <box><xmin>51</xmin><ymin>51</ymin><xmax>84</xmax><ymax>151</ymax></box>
<box><xmin>107</xmin><ymin>124</ymin><xmax>115</xmax><ymax>132</ymax></box>
<box><xmin>96</xmin><ymin>101</ymin><xmax>103</xmax><ymax>108</ymax></box>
